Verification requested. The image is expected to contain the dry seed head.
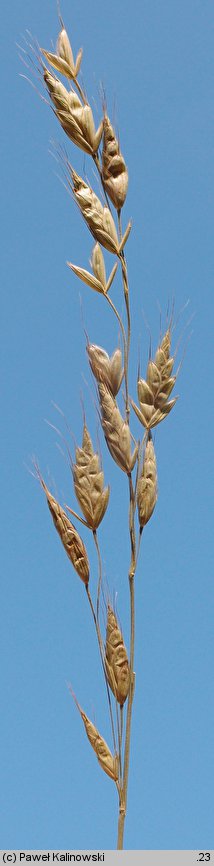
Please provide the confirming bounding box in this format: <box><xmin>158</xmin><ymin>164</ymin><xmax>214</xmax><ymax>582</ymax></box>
<box><xmin>87</xmin><ymin>343</ymin><xmax>124</xmax><ymax>396</ymax></box>
<box><xmin>98</xmin><ymin>382</ymin><xmax>138</xmax><ymax>473</ymax></box>
<box><xmin>91</xmin><ymin>243</ymin><xmax>106</xmax><ymax>288</ymax></box>
<box><xmin>70</xmin><ymin>688</ymin><xmax>118</xmax><ymax>781</ymax></box>
<box><xmin>67</xmin><ymin>243</ymin><xmax>118</xmax><ymax>296</ymax></box>
<box><xmin>43</xmin><ymin>70</ymin><xmax>102</xmax><ymax>156</ymax></box>
<box><xmin>39</xmin><ymin>475</ymin><xmax>89</xmax><ymax>584</ymax></box>
<box><xmin>137</xmin><ymin>437</ymin><xmax>158</xmax><ymax>528</ymax></box>
<box><xmin>102</xmin><ymin>115</ymin><xmax>128</xmax><ymax>209</ymax></box>
<box><xmin>73</xmin><ymin>422</ymin><xmax>110</xmax><ymax>530</ymax></box>
<box><xmin>42</xmin><ymin>28</ymin><xmax>82</xmax><ymax>80</ymax></box>
<box><xmin>105</xmin><ymin>605</ymin><xmax>130</xmax><ymax>705</ymax></box>
<box><xmin>80</xmin><ymin>710</ymin><xmax>118</xmax><ymax>781</ymax></box>
<box><xmin>57</xmin><ymin>28</ymin><xmax>74</xmax><ymax>70</ymax></box>
<box><xmin>70</xmin><ymin>169</ymin><xmax>120</xmax><ymax>254</ymax></box>
<box><xmin>131</xmin><ymin>328</ymin><xmax>178</xmax><ymax>430</ymax></box>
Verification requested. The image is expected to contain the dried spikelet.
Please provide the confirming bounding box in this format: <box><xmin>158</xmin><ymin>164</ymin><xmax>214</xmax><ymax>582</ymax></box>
<box><xmin>38</xmin><ymin>473</ymin><xmax>89</xmax><ymax>584</ymax></box>
<box><xmin>131</xmin><ymin>328</ymin><xmax>178</xmax><ymax>430</ymax></box>
<box><xmin>70</xmin><ymin>168</ymin><xmax>119</xmax><ymax>253</ymax></box>
<box><xmin>70</xmin><ymin>689</ymin><xmax>118</xmax><ymax>781</ymax></box>
<box><xmin>102</xmin><ymin>115</ymin><xmax>128</xmax><ymax>210</ymax></box>
<box><xmin>42</xmin><ymin>27</ymin><xmax>83</xmax><ymax>80</ymax></box>
<box><xmin>87</xmin><ymin>343</ymin><xmax>124</xmax><ymax>396</ymax></box>
<box><xmin>67</xmin><ymin>243</ymin><xmax>118</xmax><ymax>296</ymax></box>
<box><xmin>69</xmin><ymin>169</ymin><xmax>131</xmax><ymax>255</ymax></box>
<box><xmin>43</xmin><ymin>69</ymin><xmax>103</xmax><ymax>156</ymax></box>
<box><xmin>98</xmin><ymin>382</ymin><xmax>138</xmax><ymax>474</ymax></box>
<box><xmin>137</xmin><ymin>437</ymin><xmax>157</xmax><ymax>528</ymax></box>
<box><xmin>105</xmin><ymin>605</ymin><xmax>130</xmax><ymax>705</ymax></box>
<box><xmin>72</xmin><ymin>423</ymin><xmax>110</xmax><ymax>529</ymax></box>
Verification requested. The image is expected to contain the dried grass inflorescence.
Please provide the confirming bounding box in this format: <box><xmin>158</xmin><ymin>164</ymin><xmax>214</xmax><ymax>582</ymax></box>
<box><xmin>105</xmin><ymin>605</ymin><xmax>130</xmax><ymax>706</ymax></box>
<box><xmin>131</xmin><ymin>328</ymin><xmax>177</xmax><ymax>430</ymax></box>
<box><xmin>70</xmin><ymin>689</ymin><xmax>119</xmax><ymax>781</ymax></box>
<box><xmin>137</xmin><ymin>437</ymin><xmax>157</xmax><ymax>529</ymax></box>
<box><xmin>87</xmin><ymin>342</ymin><xmax>124</xmax><ymax>396</ymax></box>
<box><xmin>68</xmin><ymin>169</ymin><xmax>131</xmax><ymax>255</ymax></box>
<box><xmin>98</xmin><ymin>383</ymin><xmax>138</xmax><ymax>474</ymax></box>
<box><xmin>102</xmin><ymin>115</ymin><xmax>128</xmax><ymax>210</ymax></box>
<box><xmin>67</xmin><ymin>242</ymin><xmax>118</xmax><ymax>296</ymax></box>
<box><xmin>69</xmin><ymin>168</ymin><xmax>120</xmax><ymax>254</ymax></box>
<box><xmin>42</xmin><ymin>27</ymin><xmax>83</xmax><ymax>80</ymax></box>
<box><xmin>38</xmin><ymin>472</ymin><xmax>89</xmax><ymax>584</ymax></box>
<box><xmin>72</xmin><ymin>422</ymin><xmax>110</xmax><ymax>530</ymax></box>
<box><xmin>43</xmin><ymin>68</ymin><xmax>103</xmax><ymax>156</ymax></box>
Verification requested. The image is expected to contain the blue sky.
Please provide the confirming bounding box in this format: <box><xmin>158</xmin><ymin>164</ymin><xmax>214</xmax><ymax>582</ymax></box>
<box><xmin>1</xmin><ymin>0</ymin><xmax>214</xmax><ymax>852</ymax></box>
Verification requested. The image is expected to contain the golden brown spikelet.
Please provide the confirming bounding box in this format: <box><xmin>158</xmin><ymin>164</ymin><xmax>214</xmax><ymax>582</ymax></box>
<box><xmin>98</xmin><ymin>383</ymin><xmax>138</xmax><ymax>474</ymax></box>
<box><xmin>70</xmin><ymin>689</ymin><xmax>118</xmax><ymax>781</ymax></box>
<box><xmin>137</xmin><ymin>437</ymin><xmax>157</xmax><ymax>529</ymax></box>
<box><xmin>131</xmin><ymin>328</ymin><xmax>178</xmax><ymax>430</ymax></box>
<box><xmin>67</xmin><ymin>243</ymin><xmax>118</xmax><ymax>296</ymax></box>
<box><xmin>42</xmin><ymin>27</ymin><xmax>82</xmax><ymax>80</ymax></box>
<box><xmin>72</xmin><ymin>423</ymin><xmax>110</xmax><ymax>530</ymax></box>
<box><xmin>70</xmin><ymin>168</ymin><xmax>120</xmax><ymax>253</ymax></box>
<box><xmin>105</xmin><ymin>605</ymin><xmax>130</xmax><ymax>705</ymax></box>
<box><xmin>69</xmin><ymin>170</ymin><xmax>131</xmax><ymax>255</ymax></box>
<box><xmin>102</xmin><ymin>115</ymin><xmax>128</xmax><ymax>210</ymax></box>
<box><xmin>43</xmin><ymin>69</ymin><xmax>103</xmax><ymax>156</ymax></box>
<box><xmin>87</xmin><ymin>342</ymin><xmax>124</xmax><ymax>396</ymax></box>
<box><xmin>39</xmin><ymin>474</ymin><xmax>89</xmax><ymax>584</ymax></box>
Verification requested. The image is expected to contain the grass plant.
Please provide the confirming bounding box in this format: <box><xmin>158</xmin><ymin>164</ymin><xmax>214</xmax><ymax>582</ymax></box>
<box><xmin>23</xmin><ymin>10</ymin><xmax>180</xmax><ymax>849</ymax></box>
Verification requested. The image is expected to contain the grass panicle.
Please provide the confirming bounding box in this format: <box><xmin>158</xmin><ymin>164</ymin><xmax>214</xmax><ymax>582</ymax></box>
<box><xmin>27</xmin><ymin>13</ymin><xmax>182</xmax><ymax>850</ymax></box>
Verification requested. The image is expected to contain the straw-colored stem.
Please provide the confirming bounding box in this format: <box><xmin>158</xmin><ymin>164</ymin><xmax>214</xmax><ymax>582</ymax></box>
<box><xmin>93</xmin><ymin>529</ymin><xmax>102</xmax><ymax>623</ymax></box>
<box><xmin>118</xmin><ymin>212</ymin><xmax>131</xmax><ymax>424</ymax></box>
<box><xmin>73</xmin><ymin>76</ymin><xmax>88</xmax><ymax>106</ymax></box>
<box><xmin>86</xmin><ymin>584</ymin><xmax>117</xmax><ymax>754</ymax></box>
<box><xmin>115</xmin><ymin>701</ymin><xmax>123</xmax><ymax>784</ymax></box>
<box><xmin>117</xmin><ymin>574</ymin><xmax>135</xmax><ymax>849</ymax></box>
<box><xmin>117</xmin><ymin>472</ymin><xmax>136</xmax><ymax>849</ymax></box>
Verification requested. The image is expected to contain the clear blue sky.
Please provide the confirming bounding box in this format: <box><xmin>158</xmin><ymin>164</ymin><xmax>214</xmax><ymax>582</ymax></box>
<box><xmin>1</xmin><ymin>0</ymin><xmax>213</xmax><ymax>852</ymax></box>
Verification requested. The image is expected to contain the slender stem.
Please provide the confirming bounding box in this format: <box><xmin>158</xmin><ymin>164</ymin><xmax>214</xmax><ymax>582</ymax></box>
<box><xmin>117</xmin><ymin>212</ymin><xmax>131</xmax><ymax>423</ymax></box>
<box><xmin>93</xmin><ymin>529</ymin><xmax>102</xmax><ymax>622</ymax></box>
<box><xmin>117</xmin><ymin>471</ymin><xmax>136</xmax><ymax>849</ymax></box>
<box><xmin>86</xmin><ymin>584</ymin><xmax>117</xmax><ymax>754</ymax></box>
<box><xmin>73</xmin><ymin>76</ymin><xmax>88</xmax><ymax>106</ymax></box>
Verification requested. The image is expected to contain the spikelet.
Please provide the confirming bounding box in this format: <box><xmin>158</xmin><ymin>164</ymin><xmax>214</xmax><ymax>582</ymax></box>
<box><xmin>105</xmin><ymin>605</ymin><xmax>130</xmax><ymax>705</ymax></box>
<box><xmin>131</xmin><ymin>328</ymin><xmax>178</xmax><ymax>430</ymax></box>
<box><xmin>67</xmin><ymin>242</ymin><xmax>118</xmax><ymax>296</ymax></box>
<box><xmin>87</xmin><ymin>342</ymin><xmax>124</xmax><ymax>396</ymax></box>
<box><xmin>38</xmin><ymin>473</ymin><xmax>89</xmax><ymax>584</ymax></box>
<box><xmin>137</xmin><ymin>437</ymin><xmax>157</xmax><ymax>528</ymax></box>
<box><xmin>98</xmin><ymin>383</ymin><xmax>138</xmax><ymax>474</ymax></box>
<box><xmin>69</xmin><ymin>169</ymin><xmax>131</xmax><ymax>255</ymax></box>
<box><xmin>102</xmin><ymin>115</ymin><xmax>128</xmax><ymax>210</ymax></box>
<box><xmin>72</xmin><ymin>423</ymin><xmax>110</xmax><ymax>530</ymax></box>
<box><xmin>43</xmin><ymin>69</ymin><xmax>103</xmax><ymax>156</ymax></box>
<box><xmin>70</xmin><ymin>689</ymin><xmax>118</xmax><ymax>781</ymax></box>
<box><xmin>42</xmin><ymin>27</ymin><xmax>83</xmax><ymax>80</ymax></box>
